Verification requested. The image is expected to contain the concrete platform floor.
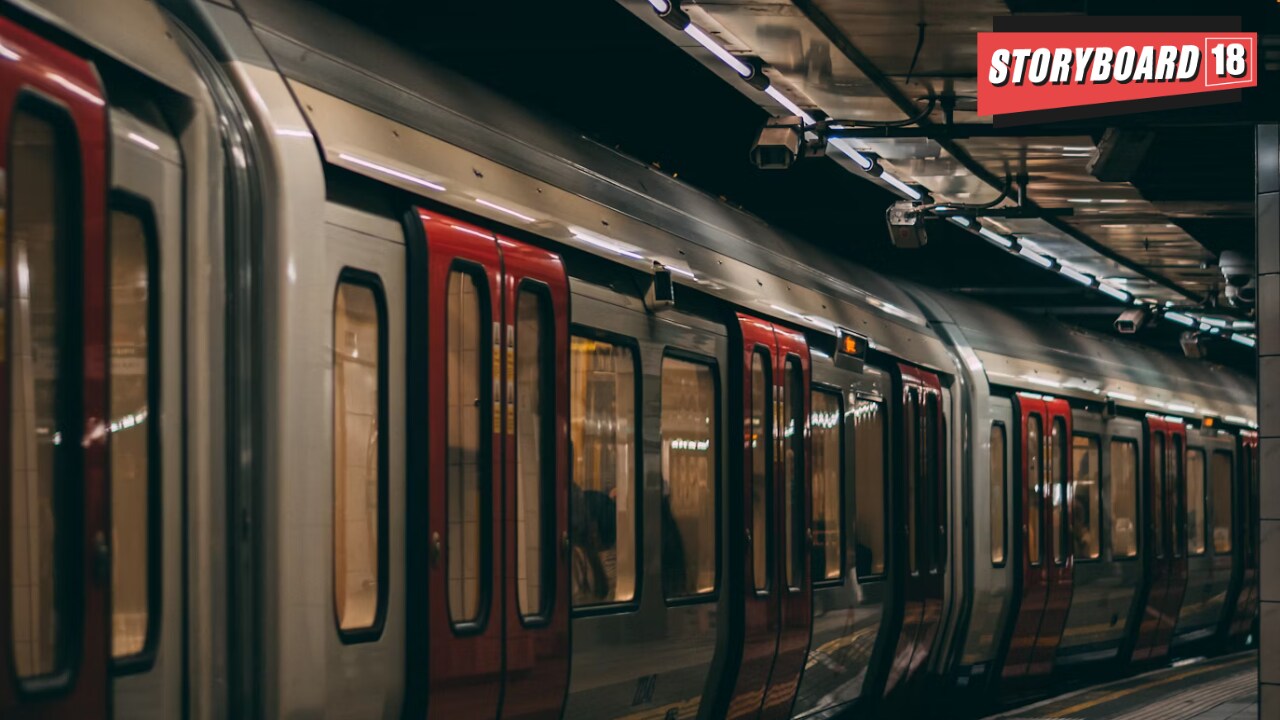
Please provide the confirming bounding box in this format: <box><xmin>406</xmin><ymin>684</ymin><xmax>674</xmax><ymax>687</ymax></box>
<box><xmin>983</xmin><ymin>652</ymin><xmax>1258</xmax><ymax>720</ymax></box>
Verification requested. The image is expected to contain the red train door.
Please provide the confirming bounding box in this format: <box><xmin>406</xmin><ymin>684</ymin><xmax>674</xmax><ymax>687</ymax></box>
<box><xmin>0</xmin><ymin>17</ymin><xmax>110</xmax><ymax>720</ymax></box>
<box><xmin>497</xmin><ymin>235</ymin><xmax>571</xmax><ymax>719</ymax></box>
<box><xmin>724</xmin><ymin>314</ymin><xmax>812</xmax><ymax>719</ymax></box>
<box><xmin>1001</xmin><ymin>393</ymin><xmax>1048</xmax><ymax>680</ymax></box>
<box><xmin>411</xmin><ymin>211</ymin><xmax>570</xmax><ymax>720</ymax></box>
<box><xmin>1132</xmin><ymin>415</ymin><xmax>1188</xmax><ymax>662</ymax></box>
<box><xmin>884</xmin><ymin>365</ymin><xmax>945</xmax><ymax>696</ymax></box>
<box><xmin>1029</xmin><ymin>398</ymin><xmax>1073</xmax><ymax>676</ymax></box>
<box><xmin>760</xmin><ymin>325</ymin><xmax>812</xmax><ymax>719</ymax></box>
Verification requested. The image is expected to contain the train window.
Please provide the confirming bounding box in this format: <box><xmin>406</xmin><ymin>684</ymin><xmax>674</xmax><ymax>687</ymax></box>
<box><xmin>751</xmin><ymin>351</ymin><xmax>771</xmax><ymax>593</ymax></box>
<box><xmin>333</xmin><ymin>276</ymin><xmax>386</xmax><ymax>637</ymax></box>
<box><xmin>1050</xmin><ymin>418</ymin><xmax>1067</xmax><ymax>565</ymax></box>
<box><xmin>1071</xmin><ymin>435</ymin><xmax>1101</xmax><ymax>560</ymax></box>
<box><xmin>1110</xmin><ymin>439</ymin><xmax>1139</xmax><ymax>558</ymax></box>
<box><xmin>515</xmin><ymin>286</ymin><xmax>553</xmax><ymax>619</ymax></box>
<box><xmin>109</xmin><ymin>204</ymin><xmax>157</xmax><ymax>661</ymax></box>
<box><xmin>661</xmin><ymin>356</ymin><xmax>718</xmax><ymax>599</ymax></box>
<box><xmin>853</xmin><ymin>397</ymin><xmax>887</xmax><ymax>579</ymax></box>
<box><xmin>8</xmin><ymin>108</ymin><xmax>75</xmax><ymax>680</ymax></box>
<box><xmin>446</xmin><ymin>268</ymin><xmax>488</xmax><ymax>625</ymax></box>
<box><xmin>905</xmin><ymin>390</ymin><xmax>919</xmax><ymax>574</ymax></box>
<box><xmin>811</xmin><ymin>389</ymin><xmax>843</xmax><ymax>582</ymax></box>
<box><xmin>1026</xmin><ymin>414</ymin><xmax>1043</xmax><ymax>567</ymax></box>
<box><xmin>569</xmin><ymin>335</ymin><xmax>637</xmax><ymax>607</ymax></box>
<box><xmin>922</xmin><ymin>391</ymin><xmax>942</xmax><ymax>573</ymax></box>
<box><xmin>990</xmin><ymin>423</ymin><xmax>1007</xmax><ymax>565</ymax></box>
<box><xmin>1186</xmin><ymin>449</ymin><xmax>1206</xmax><ymax>556</ymax></box>
<box><xmin>783</xmin><ymin>358</ymin><xmax>805</xmax><ymax>590</ymax></box>
<box><xmin>1152</xmin><ymin>433</ymin><xmax>1165</xmax><ymax>559</ymax></box>
<box><xmin>1172</xmin><ymin>434</ymin><xmax>1185</xmax><ymax>558</ymax></box>
<box><xmin>1211</xmin><ymin>451</ymin><xmax>1233</xmax><ymax>554</ymax></box>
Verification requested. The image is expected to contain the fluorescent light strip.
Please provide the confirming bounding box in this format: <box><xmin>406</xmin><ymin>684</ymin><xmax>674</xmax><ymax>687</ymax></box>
<box><xmin>1099</xmin><ymin>198</ymin><xmax>1129</xmax><ymax>204</ymax></box>
<box><xmin>1106</xmin><ymin>391</ymin><xmax>1137</xmax><ymax>401</ymax></box>
<box><xmin>1225</xmin><ymin>415</ymin><xmax>1250</xmax><ymax>425</ymax></box>
<box><xmin>476</xmin><ymin>198</ymin><xmax>536</xmax><ymax>223</ymax></box>
<box><xmin>978</xmin><ymin>227</ymin><xmax>1013</xmax><ymax>248</ymax></box>
<box><xmin>1144</xmin><ymin>398</ymin><xmax>1167</xmax><ymax>408</ymax></box>
<box><xmin>1164</xmin><ymin>312</ymin><xmax>1196</xmax><ymax>327</ymax></box>
<box><xmin>949</xmin><ymin>216</ymin><xmax>972</xmax><ymax>228</ymax></box>
<box><xmin>880</xmin><ymin>173</ymin><xmax>922</xmax><ymax>200</ymax></box>
<box><xmin>1018</xmin><ymin>247</ymin><xmax>1055</xmax><ymax>269</ymax></box>
<box><xmin>1232</xmin><ymin>334</ymin><xmax>1257</xmax><ymax>348</ymax></box>
<box><xmin>647</xmin><ymin>0</ymin><xmax>671</xmax><ymax>11</ymax></box>
<box><xmin>1060</xmin><ymin>266</ymin><xmax>1095</xmax><ymax>286</ymax></box>
<box><xmin>684</xmin><ymin>24</ymin><xmax>753</xmax><ymax>78</ymax></box>
<box><xmin>1167</xmin><ymin>403</ymin><xmax>1196</xmax><ymax>414</ymax></box>
<box><xmin>1098</xmin><ymin>283</ymin><xmax>1131</xmax><ymax>303</ymax></box>
<box><xmin>764</xmin><ymin>85</ymin><xmax>816</xmax><ymax>125</ymax></box>
<box><xmin>828</xmin><ymin>137</ymin><xmax>874</xmax><ymax>171</ymax></box>
<box><xmin>338</xmin><ymin>153</ymin><xmax>446</xmax><ymax>192</ymax></box>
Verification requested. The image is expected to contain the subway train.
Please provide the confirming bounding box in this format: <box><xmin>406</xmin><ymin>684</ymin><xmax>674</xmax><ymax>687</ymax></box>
<box><xmin>0</xmin><ymin>0</ymin><xmax>1259</xmax><ymax>718</ymax></box>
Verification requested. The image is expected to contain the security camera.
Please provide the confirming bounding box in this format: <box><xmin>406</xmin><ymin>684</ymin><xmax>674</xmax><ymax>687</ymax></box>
<box><xmin>1219</xmin><ymin>250</ymin><xmax>1255</xmax><ymax>308</ymax></box>
<box><xmin>886</xmin><ymin>201</ymin><xmax>928</xmax><ymax>249</ymax></box>
<box><xmin>750</xmin><ymin>116</ymin><xmax>803</xmax><ymax>170</ymax></box>
<box><xmin>1114</xmin><ymin>307</ymin><xmax>1151</xmax><ymax>334</ymax></box>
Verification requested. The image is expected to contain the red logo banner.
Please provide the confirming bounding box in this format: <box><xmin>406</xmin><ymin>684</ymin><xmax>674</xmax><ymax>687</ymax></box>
<box><xmin>977</xmin><ymin>31</ymin><xmax>1257</xmax><ymax>118</ymax></box>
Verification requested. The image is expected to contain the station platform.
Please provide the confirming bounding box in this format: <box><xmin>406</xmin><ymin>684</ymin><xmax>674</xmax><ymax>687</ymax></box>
<box><xmin>984</xmin><ymin>652</ymin><xmax>1258</xmax><ymax>720</ymax></box>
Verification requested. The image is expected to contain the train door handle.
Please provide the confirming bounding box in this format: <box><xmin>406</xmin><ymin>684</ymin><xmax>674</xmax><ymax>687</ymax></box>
<box><xmin>430</xmin><ymin>531</ymin><xmax>442</xmax><ymax>566</ymax></box>
<box><xmin>93</xmin><ymin>531</ymin><xmax>110</xmax><ymax>586</ymax></box>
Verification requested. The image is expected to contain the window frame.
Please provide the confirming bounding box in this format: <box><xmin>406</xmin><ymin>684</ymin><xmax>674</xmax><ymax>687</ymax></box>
<box><xmin>444</xmin><ymin>260</ymin><xmax>494</xmax><ymax>636</ymax></box>
<box><xmin>108</xmin><ymin>191</ymin><xmax>164</xmax><ymax>671</ymax></box>
<box><xmin>852</xmin><ymin>392</ymin><xmax>889</xmax><ymax>583</ymax></box>
<box><xmin>782</xmin><ymin>354</ymin><xmax>806</xmax><ymax>591</ymax></box>
<box><xmin>1185</xmin><ymin>446</ymin><xmax>1207</xmax><ymax>558</ymax></box>
<box><xmin>750</xmin><ymin>346</ymin><xmax>773</xmax><ymax>598</ymax></box>
<box><xmin>568</xmin><ymin>324</ymin><xmax>644</xmax><ymax>617</ymax></box>
<box><xmin>1210</xmin><ymin>449</ymin><xmax>1234</xmax><ymax>556</ymax></box>
<box><xmin>1070</xmin><ymin>432</ymin><xmax>1102</xmax><ymax>563</ymax></box>
<box><xmin>1025</xmin><ymin>412</ymin><xmax>1044</xmax><ymax>568</ymax></box>
<box><xmin>513</xmin><ymin>279</ymin><xmax>557</xmax><ymax>627</ymax></box>
<box><xmin>990</xmin><ymin>421</ymin><xmax>1008</xmax><ymax>568</ymax></box>
<box><xmin>810</xmin><ymin>383</ymin><xmax>845</xmax><ymax>588</ymax></box>
<box><xmin>7</xmin><ymin>93</ymin><xmax>85</xmax><ymax>696</ymax></box>
<box><xmin>660</xmin><ymin>348</ymin><xmax>722</xmax><ymax>606</ymax></box>
<box><xmin>1109</xmin><ymin>437</ymin><xmax>1141</xmax><ymax>561</ymax></box>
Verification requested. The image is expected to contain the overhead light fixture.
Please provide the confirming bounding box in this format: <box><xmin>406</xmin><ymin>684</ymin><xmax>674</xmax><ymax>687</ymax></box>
<box><xmin>1168</xmin><ymin>402</ymin><xmax>1197</xmax><ymax>414</ymax></box>
<box><xmin>1106</xmin><ymin>391</ymin><xmax>1138</xmax><ymax>401</ymax></box>
<box><xmin>1060</xmin><ymin>265</ymin><xmax>1097</xmax><ymax>287</ymax></box>
<box><xmin>1018</xmin><ymin>246</ymin><xmax>1057</xmax><ymax>269</ymax></box>
<box><xmin>949</xmin><ymin>216</ymin><xmax>972</xmax><ymax>228</ymax></box>
<box><xmin>764</xmin><ymin>85</ymin><xmax>815</xmax><ymax>125</ymax></box>
<box><xmin>978</xmin><ymin>227</ymin><xmax>1014</xmax><ymax>248</ymax></box>
<box><xmin>1225</xmin><ymin>415</ymin><xmax>1251</xmax><ymax>425</ymax></box>
<box><xmin>1098</xmin><ymin>198</ymin><xmax>1130</xmax><ymax>204</ymax></box>
<box><xmin>1164</xmin><ymin>311</ymin><xmax>1196</xmax><ymax>327</ymax></box>
<box><xmin>1231</xmin><ymin>333</ymin><xmax>1257</xmax><ymax>348</ymax></box>
<box><xmin>1098</xmin><ymin>283</ymin><xmax>1132</xmax><ymax>303</ymax></box>
<box><xmin>881</xmin><ymin>173</ymin><xmax>923</xmax><ymax>200</ymax></box>
<box><xmin>1114</xmin><ymin>306</ymin><xmax>1152</xmax><ymax>334</ymax></box>
<box><xmin>1145</xmin><ymin>398</ymin><xmax>1167</xmax><ymax>408</ymax></box>
<box><xmin>828</xmin><ymin>138</ymin><xmax>874</xmax><ymax>171</ymax></box>
<box><xmin>683</xmin><ymin>24</ymin><xmax>753</xmax><ymax>78</ymax></box>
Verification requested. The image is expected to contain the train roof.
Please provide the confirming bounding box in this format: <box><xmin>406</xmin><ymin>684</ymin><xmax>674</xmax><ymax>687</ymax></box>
<box><xmin>909</xmin><ymin>285</ymin><xmax>1256</xmax><ymax>422</ymax></box>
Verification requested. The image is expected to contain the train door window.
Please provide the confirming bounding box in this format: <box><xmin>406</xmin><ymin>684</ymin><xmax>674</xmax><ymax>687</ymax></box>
<box><xmin>905</xmin><ymin>390</ymin><xmax>919</xmax><ymax>574</ymax></box>
<box><xmin>515</xmin><ymin>286</ymin><xmax>553</xmax><ymax>619</ymax></box>
<box><xmin>853</xmin><ymin>397</ymin><xmax>886</xmax><ymax>579</ymax></box>
<box><xmin>661</xmin><ymin>356</ymin><xmax>718</xmax><ymax>599</ymax></box>
<box><xmin>569</xmin><ymin>336</ymin><xmax>637</xmax><ymax>606</ymax></box>
<box><xmin>1071</xmin><ymin>435</ymin><xmax>1101</xmax><ymax>560</ymax></box>
<box><xmin>783</xmin><ymin>358</ymin><xmax>804</xmax><ymax>589</ymax></box>
<box><xmin>1026</xmin><ymin>414</ymin><xmax>1043</xmax><ymax>567</ymax></box>
<box><xmin>333</xmin><ymin>275</ymin><xmax>386</xmax><ymax>637</ymax></box>
<box><xmin>1172</xmin><ymin>434</ymin><xmax>1185</xmax><ymax>558</ymax></box>
<box><xmin>1185</xmin><ymin>449</ymin><xmax>1206</xmax><ymax>556</ymax></box>
<box><xmin>1110</xmin><ymin>439</ymin><xmax>1139</xmax><ymax>558</ymax></box>
<box><xmin>1050</xmin><ymin>418</ymin><xmax>1068</xmax><ymax>565</ymax></box>
<box><xmin>110</xmin><ymin>203</ymin><xmax>157</xmax><ymax>660</ymax></box>
<box><xmin>991</xmin><ymin>422</ymin><xmax>1007</xmax><ymax>565</ymax></box>
<box><xmin>1152</xmin><ymin>433</ymin><xmax>1165</xmax><ymax>559</ymax></box>
<box><xmin>8</xmin><ymin>107</ymin><xmax>74</xmax><ymax>680</ymax></box>
<box><xmin>751</xmin><ymin>351</ymin><xmax>771</xmax><ymax>593</ymax></box>
<box><xmin>1210</xmin><ymin>451</ymin><xmax>1233</xmax><ymax>554</ymax></box>
<box><xmin>922</xmin><ymin>391</ymin><xmax>942</xmax><ymax>573</ymax></box>
<box><xmin>446</xmin><ymin>268</ymin><xmax>488</xmax><ymax>625</ymax></box>
<box><xmin>811</xmin><ymin>389</ymin><xmax>843</xmax><ymax>582</ymax></box>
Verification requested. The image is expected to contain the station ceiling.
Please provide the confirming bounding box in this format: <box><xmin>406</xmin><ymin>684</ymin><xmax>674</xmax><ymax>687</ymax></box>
<box><xmin>309</xmin><ymin>0</ymin><xmax>1270</xmax><ymax>373</ymax></box>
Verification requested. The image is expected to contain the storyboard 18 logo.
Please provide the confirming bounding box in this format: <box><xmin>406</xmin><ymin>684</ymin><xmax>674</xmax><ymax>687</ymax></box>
<box><xmin>977</xmin><ymin>28</ymin><xmax>1256</xmax><ymax>124</ymax></box>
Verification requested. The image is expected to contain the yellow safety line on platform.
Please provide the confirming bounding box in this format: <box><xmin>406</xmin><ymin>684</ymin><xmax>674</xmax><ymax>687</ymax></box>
<box><xmin>1050</xmin><ymin>655</ymin><xmax>1255</xmax><ymax>717</ymax></box>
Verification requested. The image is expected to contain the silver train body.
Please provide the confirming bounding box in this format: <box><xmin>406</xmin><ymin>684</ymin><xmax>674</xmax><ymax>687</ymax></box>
<box><xmin>0</xmin><ymin>1</ymin><xmax>1257</xmax><ymax>718</ymax></box>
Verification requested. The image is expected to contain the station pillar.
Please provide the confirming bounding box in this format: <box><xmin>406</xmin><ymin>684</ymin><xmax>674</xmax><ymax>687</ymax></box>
<box><xmin>1259</xmin><ymin>123</ymin><xmax>1279</xmax><ymax>714</ymax></box>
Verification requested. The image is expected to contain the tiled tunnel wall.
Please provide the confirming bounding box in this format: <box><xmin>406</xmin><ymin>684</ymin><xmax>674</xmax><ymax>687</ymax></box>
<box><xmin>1260</xmin><ymin>123</ymin><xmax>1279</xmax><ymax>714</ymax></box>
